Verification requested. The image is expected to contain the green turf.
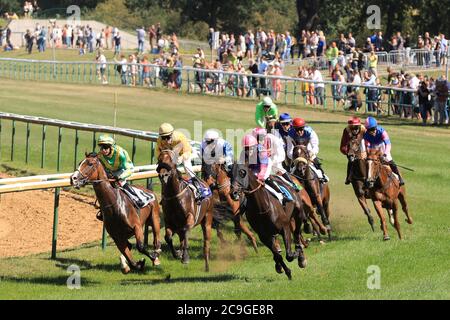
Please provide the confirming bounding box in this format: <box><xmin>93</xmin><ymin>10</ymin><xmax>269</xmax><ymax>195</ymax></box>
<box><xmin>0</xmin><ymin>78</ymin><xmax>449</xmax><ymax>300</ymax></box>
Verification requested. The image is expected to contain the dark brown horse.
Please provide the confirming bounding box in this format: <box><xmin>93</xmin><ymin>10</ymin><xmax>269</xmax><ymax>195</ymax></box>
<box><xmin>230</xmin><ymin>164</ymin><xmax>307</xmax><ymax>280</ymax></box>
<box><xmin>156</xmin><ymin>149</ymin><xmax>214</xmax><ymax>271</ymax></box>
<box><xmin>347</xmin><ymin>155</ymin><xmax>376</xmax><ymax>231</ymax></box>
<box><xmin>366</xmin><ymin>150</ymin><xmax>413</xmax><ymax>240</ymax></box>
<box><xmin>291</xmin><ymin>145</ymin><xmax>332</xmax><ymax>239</ymax></box>
<box><xmin>203</xmin><ymin>163</ymin><xmax>258</xmax><ymax>252</ymax></box>
<box><xmin>70</xmin><ymin>153</ymin><xmax>161</xmax><ymax>273</ymax></box>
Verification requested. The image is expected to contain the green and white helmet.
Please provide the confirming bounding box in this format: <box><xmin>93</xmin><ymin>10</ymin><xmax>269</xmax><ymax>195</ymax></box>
<box><xmin>97</xmin><ymin>134</ymin><xmax>115</xmax><ymax>146</ymax></box>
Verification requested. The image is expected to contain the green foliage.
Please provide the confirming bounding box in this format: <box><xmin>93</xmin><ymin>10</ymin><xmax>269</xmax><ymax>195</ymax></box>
<box><xmin>0</xmin><ymin>0</ymin><xmax>20</xmax><ymax>14</ymax></box>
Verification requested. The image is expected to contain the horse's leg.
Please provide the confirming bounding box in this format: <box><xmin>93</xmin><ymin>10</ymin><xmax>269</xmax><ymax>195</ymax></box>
<box><xmin>237</xmin><ymin>217</ymin><xmax>258</xmax><ymax>253</ymax></box>
<box><xmin>215</xmin><ymin>225</ymin><xmax>228</xmax><ymax>245</ymax></box>
<box><xmin>373</xmin><ymin>200</ymin><xmax>390</xmax><ymax>241</ymax></box>
<box><xmin>150</xmin><ymin>204</ymin><xmax>162</xmax><ymax>254</ymax></box>
<box><xmin>179</xmin><ymin>230</ymin><xmax>190</xmax><ymax>264</ymax></box>
<box><xmin>353</xmin><ymin>182</ymin><xmax>375</xmax><ymax>231</ymax></box>
<box><xmin>164</xmin><ymin>227</ymin><xmax>180</xmax><ymax>259</ymax></box>
<box><xmin>201</xmin><ymin>211</ymin><xmax>213</xmax><ymax>272</ymax></box>
<box><xmin>262</xmin><ymin>235</ymin><xmax>292</xmax><ymax>280</ymax></box>
<box><xmin>114</xmin><ymin>237</ymin><xmax>144</xmax><ymax>273</ymax></box>
<box><xmin>292</xmin><ymin>213</ymin><xmax>308</xmax><ymax>267</ymax></box>
<box><xmin>282</xmin><ymin>222</ymin><xmax>295</xmax><ymax>262</ymax></box>
<box><xmin>302</xmin><ymin>190</ymin><xmax>327</xmax><ymax>235</ymax></box>
<box><xmin>134</xmin><ymin>224</ymin><xmax>157</xmax><ymax>264</ymax></box>
<box><xmin>398</xmin><ymin>187</ymin><xmax>413</xmax><ymax>224</ymax></box>
<box><xmin>392</xmin><ymin>201</ymin><xmax>402</xmax><ymax>240</ymax></box>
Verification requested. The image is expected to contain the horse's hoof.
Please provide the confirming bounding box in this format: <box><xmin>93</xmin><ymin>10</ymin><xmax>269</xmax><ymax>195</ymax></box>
<box><xmin>155</xmin><ymin>249</ymin><xmax>162</xmax><ymax>255</ymax></box>
<box><xmin>152</xmin><ymin>257</ymin><xmax>161</xmax><ymax>266</ymax></box>
<box><xmin>181</xmin><ymin>255</ymin><xmax>190</xmax><ymax>264</ymax></box>
<box><xmin>319</xmin><ymin>240</ymin><xmax>326</xmax><ymax>245</ymax></box>
<box><xmin>298</xmin><ymin>257</ymin><xmax>307</xmax><ymax>269</ymax></box>
<box><xmin>406</xmin><ymin>218</ymin><xmax>413</xmax><ymax>225</ymax></box>
<box><xmin>286</xmin><ymin>271</ymin><xmax>292</xmax><ymax>280</ymax></box>
<box><xmin>286</xmin><ymin>255</ymin><xmax>294</xmax><ymax>263</ymax></box>
<box><xmin>175</xmin><ymin>250</ymin><xmax>183</xmax><ymax>259</ymax></box>
<box><xmin>383</xmin><ymin>235</ymin><xmax>391</xmax><ymax>241</ymax></box>
<box><xmin>275</xmin><ymin>264</ymin><xmax>283</xmax><ymax>274</ymax></box>
<box><xmin>137</xmin><ymin>259</ymin><xmax>146</xmax><ymax>272</ymax></box>
<box><xmin>121</xmin><ymin>266</ymin><xmax>131</xmax><ymax>274</ymax></box>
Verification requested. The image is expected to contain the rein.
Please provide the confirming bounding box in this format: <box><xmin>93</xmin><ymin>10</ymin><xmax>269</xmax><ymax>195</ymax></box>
<box><xmin>244</xmin><ymin>180</ymin><xmax>264</xmax><ymax>195</ymax></box>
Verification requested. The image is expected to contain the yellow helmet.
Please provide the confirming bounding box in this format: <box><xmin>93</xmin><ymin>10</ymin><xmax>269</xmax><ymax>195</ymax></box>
<box><xmin>97</xmin><ymin>134</ymin><xmax>115</xmax><ymax>146</ymax></box>
<box><xmin>159</xmin><ymin>123</ymin><xmax>174</xmax><ymax>137</ymax></box>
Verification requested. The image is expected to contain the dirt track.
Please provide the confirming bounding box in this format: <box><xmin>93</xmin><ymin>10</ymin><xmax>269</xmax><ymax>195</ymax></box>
<box><xmin>0</xmin><ymin>186</ymin><xmax>102</xmax><ymax>258</ymax></box>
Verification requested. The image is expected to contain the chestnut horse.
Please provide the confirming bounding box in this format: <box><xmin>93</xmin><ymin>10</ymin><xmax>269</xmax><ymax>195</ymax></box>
<box><xmin>366</xmin><ymin>150</ymin><xmax>413</xmax><ymax>240</ymax></box>
<box><xmin>156</xmin><ymin>149</ymin><xmax>214</xmax><ymax>271</ymax></box>
<box><xmin>291</xmin><ymin>145</ymin><xmax>332</xmax><ymax>240</ymax></box>
<box><xmin>70</xmin><ymin>153</ymin><xmax>161</xmax><ymax>273</ymax></box>
<box><xmin>230</xmin><ymin>164</ymin><xmax>307</xmax><ymax>280</ymax></box>
<box><xmin>203</xmin><ymin>163</ymin><xmax>258</xmax><ymax>252</ymax></box>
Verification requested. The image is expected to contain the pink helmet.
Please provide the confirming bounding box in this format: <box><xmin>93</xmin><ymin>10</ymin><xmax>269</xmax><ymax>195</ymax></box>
<box><xmin>252</xmin><ymin>127</ymin><xmax>267</xmax><ymax>138</ymax></box>
<box><xmin>242</xmin><ymin>134</ymin><xmax>258</xmax><ymax>148</ymax></box>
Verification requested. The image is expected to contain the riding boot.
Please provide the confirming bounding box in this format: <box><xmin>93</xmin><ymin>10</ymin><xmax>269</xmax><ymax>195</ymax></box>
<box><xmin>266</xmin><ymin>178</ymin><xmax>292</xmax><ymax>205</ymax></box>
<box><xmin>389</xmin><ymin>161</ymin><xmax>405</xmax><ymax>186</ymax></box>
<box><xmin>191</xmin><ymin>178</ymin><xmax>204</xmax><ymax>204</ymax></box>
<box><xmin>282</xmin><ymin>172</ymin><xmax>300</xmax><ymax>192</ymax></box>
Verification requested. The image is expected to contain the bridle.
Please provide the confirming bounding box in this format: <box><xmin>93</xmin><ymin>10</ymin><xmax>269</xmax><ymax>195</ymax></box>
<box><xmin>74</xmin><ymin>157</ymin><xmax>113</xmax><ymax>186</ymax></box>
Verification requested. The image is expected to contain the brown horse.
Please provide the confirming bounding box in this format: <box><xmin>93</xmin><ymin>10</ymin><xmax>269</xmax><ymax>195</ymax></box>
<box><xmin>156</xmin><ymin>149</ymin><xmax>214</xmax><ymax>271</ymax></box>
<box><xmin>203</xmin><ymin>163</ymin><xmax>258</xmax><ymax>252</ymax></box>
<box><xmin>347</xmin><ymin>156</ymin><xmax>376</xmax><ymax>231</ymax></box>
<box><xmin>291</xmin><ymin>145</ymin><xmax>332</xmax><ymax>240</ymax></box>
<box><xmin>230</xmin><ymin>164</ymin><xmax>307</xmax><ymax>280</ymax></box>
<box><xmin>70</xmin><ymin>153</ymin><xmax>161</xmax><ymax>273</ymax></box>
<box><xmin>366</xmin><ymin>150</ymin><xmax>413</xmax><ymax>240</ymax></box>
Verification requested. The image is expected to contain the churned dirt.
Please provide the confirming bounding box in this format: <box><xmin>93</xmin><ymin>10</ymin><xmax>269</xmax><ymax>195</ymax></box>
<box><xmin>0</xmin><ymin>174</ymin><xmax>102</xmax><ymax>258</ymax></box>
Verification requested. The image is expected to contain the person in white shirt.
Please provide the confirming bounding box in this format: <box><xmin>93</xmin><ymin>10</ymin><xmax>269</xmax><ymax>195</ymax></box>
<box><xmin>312</xmin><ymin>66</ymin><xmax>325</xmax><ymax>105</ymax></box>
<box><xmin>96</xmin><ymin>51</ymin><xmax>108</xmax><ymax>85</ymax></box>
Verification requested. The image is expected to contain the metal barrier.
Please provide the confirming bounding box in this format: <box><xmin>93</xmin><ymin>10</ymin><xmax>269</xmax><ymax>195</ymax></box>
<box><xmin>0</xmin><ymin>58</ymin><xmax>448</xmax><ymax>120</ymax></box>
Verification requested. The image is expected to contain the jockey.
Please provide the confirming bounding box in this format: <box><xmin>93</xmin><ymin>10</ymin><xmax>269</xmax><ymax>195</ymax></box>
<box><xmin>240</xmin><ymin>134</ymin><xmax>292</xmax><ymax>205</ymax></box>
<box><xmin>255</xmin><ymin>96</ymin><xmax>279</xmax><ymax>128</ymax></box>
<box><xmin>340</xmin><ymin>116</ymin><xmax>367</xmax><ymax>184</ymax></box>
<box><xmin>287</xmin><ymin>118</ymin><xmax>329</xmax><ymax>183</ymax></box>
<box><xmin>275</xmin><ymin>113</ymin><xmax>295</xmax><ymax>142</ymax></box>
<box><xmin>97</xmin><ymin>134</ymin><xmax>144</xmax><ymax>207</ymax></box>
<box><xmin>156</xmin><ymin>123</ymin><xmax>204</xmax><ymax>200</ymax></box>
<box><xmin>201</xmin><ymin>129</ymin><xmax>234</xmax><ymax>178</ymax></box>
<box><xmin>364</xmin><ymin>117</ymin><xmax>404</xmax><ymax>185</ymax></box>
<box><xmin>252</xmin><ymin>127</ymin><xmax>300</xmax><ymax>192</ymax></box>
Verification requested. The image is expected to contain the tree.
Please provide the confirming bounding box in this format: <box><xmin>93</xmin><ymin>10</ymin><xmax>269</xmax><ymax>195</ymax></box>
<box><xmin>0</xmin><ymin>0</ymin><xmax>20</xmax><ymax>15</ymax></box>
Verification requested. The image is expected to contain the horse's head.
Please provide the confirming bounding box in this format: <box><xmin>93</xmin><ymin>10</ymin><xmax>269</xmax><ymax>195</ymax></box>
<box><xmin>230</xmin><ymin>163</ymin><xmax>250</xmax><ymax>201</ymax></box>
<box><xmin>366</xmin><ymin>149</ymin><xmax>383</xmax><ymax>188</ymax></box>
<box><xmin>156</xmin><ymin>149</ymin><xmax>178</xmax><ymax>185</ymax></box>
<box><xmin>70</xmin><ymin>152</ymin><xmax>104</xmax><ymax>189</ymax></box>
<box><xmin>292</xmin><ymin>156</ymin><xmax>309</xmax><ymax>177</ymax></box>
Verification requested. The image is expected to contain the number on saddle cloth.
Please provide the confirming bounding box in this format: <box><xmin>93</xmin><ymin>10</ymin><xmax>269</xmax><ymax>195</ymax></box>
<box><xmin>188</xmin><ymin>179</ymin><xmax>213</xmax><ymax>199</ymax></box>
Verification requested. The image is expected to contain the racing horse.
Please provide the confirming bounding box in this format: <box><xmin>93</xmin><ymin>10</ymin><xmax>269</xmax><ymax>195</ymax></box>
<box><xmin>203</xmin><ymin>163</ymin><xmax>258</xmax><ymax>252</ymax></box>
<box><xmin>366</xmin><ymin>150</ymin><xmax>413</xmax><ymax>240</ymax></box>
<box><xmin>156</xmin><ymin>149</ymin><xmax>214</xmax><ymax>271</ymax></box>
<box><xmin>70</xmin><ymin>153</ymin><xmax>161</xmax><ymax>273</ymax></box>
<box><xmin>347</xmin><ymin>154</ymin><xmax>376</xmax><ymax>231</ymax></box>
<box><xmin>230</xmin><ymin>163</ymin><xmax>307</xmax><ymax>280</ymax></box>
<box><xmin>291</xmin><ymin>145</ymin><xmax>332</xmax><ymax>240</ymax></box>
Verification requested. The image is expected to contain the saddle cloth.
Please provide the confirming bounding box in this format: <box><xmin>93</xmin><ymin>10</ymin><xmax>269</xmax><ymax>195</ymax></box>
<box><xmin>121</xmin><ymin>186</ymin><xmax>155</xmax><ymax>208</ymax></box>
<box><xmin>264</xmin><ymin>181</ymin><xmax>293</xmax><ymax>205</ymax></box>
<box><xmin>309</xmin><ymin>164</ymin><xmax>330</xmax><ymax>183</ymax></box>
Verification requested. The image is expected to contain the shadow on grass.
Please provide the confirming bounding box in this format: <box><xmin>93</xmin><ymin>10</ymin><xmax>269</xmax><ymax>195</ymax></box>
<box><xmin>120</xmin><ymin>273</ymin><xmax>240</xmax><ymax>286</ymax></box>
<box><xmin>0</xmin><ymin>275</ymin><xmax>100</xmax><ymax>286</ymax></box>
<box><xmin>52</xmin><ymin>257</ymin><xmax>167</xmax><ymax>275</ymax></box>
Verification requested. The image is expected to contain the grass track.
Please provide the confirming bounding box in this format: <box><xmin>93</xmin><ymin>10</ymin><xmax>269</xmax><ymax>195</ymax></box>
<box><xmin>0</xmin><ymin>78</ymin><xmax>449</xmax><ymax>299</ymax></box>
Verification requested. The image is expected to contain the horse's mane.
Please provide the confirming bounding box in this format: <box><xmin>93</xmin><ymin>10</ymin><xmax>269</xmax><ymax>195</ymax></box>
<box><xmin>86</xmin><ymin>152</ymin><xmax>98</xmax><ymax>158</ymax></box>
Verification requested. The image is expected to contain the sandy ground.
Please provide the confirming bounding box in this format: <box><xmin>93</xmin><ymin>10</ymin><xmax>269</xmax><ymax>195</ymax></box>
<box><xmin>0</xmin><ymin>176</ymin><xmax>102</xmax><ymax>258</ymax></box>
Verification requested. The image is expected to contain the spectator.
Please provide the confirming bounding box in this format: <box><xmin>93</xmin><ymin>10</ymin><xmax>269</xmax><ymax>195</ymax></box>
<box><xmin>433</xmin><ymin>76</ymin><xmax>449</xmax><ymax>126</ymax></box>
<box><xmin>368</xmin><ymin>51</ymin><xmax>378</xmax><ymax>77</ymax></box>
<box><xmin>312</xmin><ymin>66</ymin><xmax>325</xmax><ymax>105</ymax></box>
<box><xmin>136</xmin><ymin>26</ymin><xmax>145</xmax><ymax>54</ymax></box>
<box><xmin>96</xmin><ymin>50</ymin><xmax>108</xmax><ymax>85</ymax></box>
<box><xmin>156</xmin><ymin>22</ymin><xmax>162</xmax><ymax>43</ymax></box>
<box><xmin>114</xmin><ymin>31</ymin><xmax>121</xmax><ymax>56</ymax></box>
<box><xmin>418</xmin><ymin>79</ymin><xmax>431</xmax><ymax>125</ymax></box>
<box><xmin>363</xmin><ymin>70</ymin><xmax>377</xmax><ymax>112</ymax></box>
<box><xmin>24</xmin><ymin>29</ymin><xmax>34</xmax><ymax>54</ymax></box>
<box><xmin>270</xmin><ymin>61</ymin><xmax>283</xmax><ymax>100</ymax></box>
<box><xmin>115</xmin><ymin>54</ymin><xmax>128</xmax><ymax>85</ymax></box>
